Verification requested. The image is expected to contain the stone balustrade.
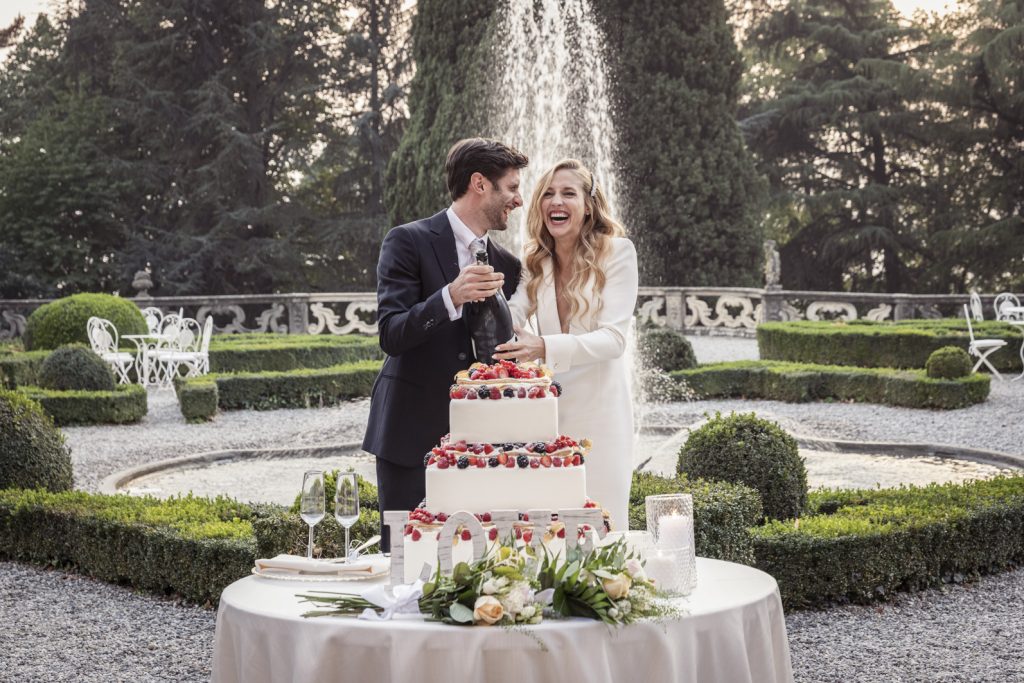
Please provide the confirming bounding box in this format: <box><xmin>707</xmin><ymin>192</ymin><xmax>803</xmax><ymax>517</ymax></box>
<box><xmin>0</xmin><ymin>289</ymin><xmax>1015</xmax><ymax>341</ymax></box>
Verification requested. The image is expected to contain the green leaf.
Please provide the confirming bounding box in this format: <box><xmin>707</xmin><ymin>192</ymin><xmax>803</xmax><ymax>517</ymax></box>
<box><xmin>448</xmin><ymin>602</ymin><xmax>474</xmax><ymax>623</ymax></box>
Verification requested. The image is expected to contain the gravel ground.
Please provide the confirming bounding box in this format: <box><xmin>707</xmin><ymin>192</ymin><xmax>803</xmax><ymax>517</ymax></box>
<box><xmin>3</xmin><ymin>334</ymin><xmax>1024</xmax><ymax>682</ymax></box>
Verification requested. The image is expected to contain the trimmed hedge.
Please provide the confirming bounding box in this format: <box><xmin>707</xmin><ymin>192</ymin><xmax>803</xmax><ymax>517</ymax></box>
<box><xmin>0</xmin><ymin>350</ymin><xmax>47</xmax><ymax>388</ymax></box>
<box><xmin>38</xmin><ymin>344</ymin><xmax>116</xmax><ymax>392</ymax></box>
<box><xmin>758</xmin><ymin>320</ymin><xmax>1022</xmax><ymax>372</ymax></box>
<box><xmin>17</xmin><ymin>385</ymin><xmax>148</xmax><ymax>426</ymax></box>
<box><xmin>176</xmin><ymin>359</ymin><xmax>382</xmax><ymax>419</ymax></box>
<box><xmin>628</xmin><ymin>471</ymin><xmax>763</xmax><ymax>565</ymax></box>
<box><xmin>0</xmin><ymin>391</ymin><xmax>73</xmax><ymax>492</ymax></box>
<box><xmin>638</xmin><ymin>326</ymin><xmax>697</xmax><ymax>372</ymax></box>
<box><xmin>178</xmin><ymin>382</ymin><xmax>219</xmax><ymax>422</ymax></box>
<box><xmin>24</xmin><ymin>293</ymin><xmax>148</xmax><ymax>351</ymax></box>
<box><xmin>926</xmin><ymin>346</ymin><xmax>971</xmax><ymax>379</ymax></box>
<box><xmin>208</xmin><ymin>333</ymin><xmax>383</xmax><ymax>373</ymax></box>
<box><xmin>0</xmin><ymin>490</ymin><xmax>256</xmax><ymax>604</ymax></box>
<box><xmin>672</xmin><ymin>360</ymin><xmax>990</xmax><ymax>409</ymax></box>
<box><xmin>753</xmin><ymin>476</ymin><xmax>1024</xmax><ymax>609</ymax></box>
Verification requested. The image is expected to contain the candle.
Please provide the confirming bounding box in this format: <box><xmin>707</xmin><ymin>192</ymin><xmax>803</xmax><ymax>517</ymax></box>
<box><xmin>644</xmin><ymin>551</ymin><xmax>682</xmax><ymax>593</ymax></box>
<box><xmin>657</xmin><ymin>512</ymin><xmax>692</xmax><ymax>550</ymax></box>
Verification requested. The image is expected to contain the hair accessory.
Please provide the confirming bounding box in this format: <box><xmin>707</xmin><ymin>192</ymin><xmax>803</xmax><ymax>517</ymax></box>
<box><xmin>590</xmin><ymin>172</ymin><xmax>598</xmax><ymax>198</ymax></box>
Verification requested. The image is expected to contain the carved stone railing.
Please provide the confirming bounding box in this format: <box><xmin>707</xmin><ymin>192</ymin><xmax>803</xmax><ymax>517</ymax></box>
<box><xmin>0</xmin><ymin>290</ymin><xmax>1015</xmax><ymax>341</ymax></box>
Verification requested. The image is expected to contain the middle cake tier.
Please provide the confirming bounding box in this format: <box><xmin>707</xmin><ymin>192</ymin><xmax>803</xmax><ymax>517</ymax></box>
<box><xmin>425</xmin><ymin>464</ymin><xmax>586</xmax><ymax>513</ymax></box>
<box><xmin>449</xmin><ymin>393</ymin><xmax>559</xmax><ymax>444</ymax></box>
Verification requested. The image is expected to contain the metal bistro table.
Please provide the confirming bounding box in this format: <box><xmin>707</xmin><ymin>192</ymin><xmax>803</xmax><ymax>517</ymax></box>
<box><xmin>121</xmin><ymin>333</ymin><xmax>173</xmax><ymax>386</ymax></box>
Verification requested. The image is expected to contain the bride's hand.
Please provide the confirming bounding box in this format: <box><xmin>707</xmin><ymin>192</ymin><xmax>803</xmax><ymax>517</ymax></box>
<box><xmin>493</xmin><ymin>327</ymin><xmax>545</xmax><ymax>362</ymax></box>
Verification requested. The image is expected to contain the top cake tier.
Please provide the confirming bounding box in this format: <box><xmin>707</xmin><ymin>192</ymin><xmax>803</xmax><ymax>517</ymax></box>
<box><xmin>449</xmin><ymin>361</ymin><xmax>560</xmax><ymax>444</ymax></box>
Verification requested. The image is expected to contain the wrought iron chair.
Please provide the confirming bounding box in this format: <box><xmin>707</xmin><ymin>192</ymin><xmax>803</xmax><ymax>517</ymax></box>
<box><xmin>964</xmin><ymin>304</ymin><xmax>1007</xmax><ymax>379</ymax></box>
<box><xmin>969</xmin><ymin>291</ymin><xmax>984</xmax><ymax>322</ymax></box>
<box><xmin>175</xmin><ymin>316</ymin><xmax>214</xmax><ymax>377</ymax></box>
<box><xmin>151</xmin><ymin>317</ymin><xmax>203</xmax><ymax>384</ymax></box>
<box><xmin>139</xmin><ymin>307</ymin><xmax>164</xmax><ymax>335</ymax></box>
<box><xmin>86</xmin><ymin>317</ymin><xmax>135</xmax><ymax>384</ymax></box>
<box><xmin>993</xmin><ymin>292</ymin><xmax>1022</xmax><ymax>321</ymax></box>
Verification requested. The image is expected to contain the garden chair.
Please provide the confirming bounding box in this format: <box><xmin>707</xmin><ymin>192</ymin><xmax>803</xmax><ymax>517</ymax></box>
<box><xmin>139</xmin><ymin>306</ymin><xmax>164</xmax><ymax>334</ymax></box>
<box><xmin>86</xmin><ymin>316</ymin><xmax>134</xmax><ymax>384</ymax></box>
<box><xmin>969</xmin><ymin>291</ymin><xmax>984</xmax><ymax>322</ymax></box>
<box><xmin>993</xmin><ymin>292</ymin><xmax>1022</xmax><ymax>321</ymax></box>
<box><xmin>963</xmin><ymin>304</ymin><xmax>1007</xmax><ymax>379</ymax></box>
<box><xmin>150</xmin><ymin>317</ymin><xmax>203</xmax><ymax>385</ymax></box>
<box><xmin>175</xmin><ymin>316</ymin><xmax>214</xmax><ymax>377</ymax></box>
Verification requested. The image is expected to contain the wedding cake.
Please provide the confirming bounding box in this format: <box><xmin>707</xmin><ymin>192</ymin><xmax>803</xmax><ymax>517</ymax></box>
<box><xmin>399</xmin><ymin>360</ymin><xmax>604</xmax><ymax>580</ymax></box>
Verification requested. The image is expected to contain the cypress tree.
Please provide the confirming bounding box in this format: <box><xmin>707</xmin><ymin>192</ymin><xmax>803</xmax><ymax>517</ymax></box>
<box><xmin>596</xmin><ymin>0</ymin><xmax>766</xmax><ymax>287</ymax></box>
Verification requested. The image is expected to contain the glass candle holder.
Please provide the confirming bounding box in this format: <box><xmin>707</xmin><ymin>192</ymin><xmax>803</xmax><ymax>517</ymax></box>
<box><xmin>645</xmin><ymin>494</ymin><xmax>697</xmax><ymax>596</ymax></box>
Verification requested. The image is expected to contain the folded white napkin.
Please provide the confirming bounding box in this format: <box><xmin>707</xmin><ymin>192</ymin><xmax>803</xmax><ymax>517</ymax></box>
<box><xmin>254</xmin><ymin>554</ymin><xmax>388</xmax><ymax>576</ymax></box>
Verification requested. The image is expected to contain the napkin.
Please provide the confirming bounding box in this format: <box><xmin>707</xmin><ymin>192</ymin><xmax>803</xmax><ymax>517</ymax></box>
<box><xmin>254</xmin><ymin>554</ymin><xmax>388</xmax><ymax>576</ymax></box>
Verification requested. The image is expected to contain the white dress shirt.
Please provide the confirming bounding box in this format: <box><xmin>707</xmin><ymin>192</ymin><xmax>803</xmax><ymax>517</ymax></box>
<box><xmin>441</xmin><ymin>206</ymin><xmax>488</xmax><ymax>320</ymax></box>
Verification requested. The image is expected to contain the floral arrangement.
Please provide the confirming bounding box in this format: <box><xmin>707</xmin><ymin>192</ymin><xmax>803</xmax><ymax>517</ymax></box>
<box><xmin>298</xmin><ymin>538</ymin><xmax>671</xmax><ymax>627</ymax></box>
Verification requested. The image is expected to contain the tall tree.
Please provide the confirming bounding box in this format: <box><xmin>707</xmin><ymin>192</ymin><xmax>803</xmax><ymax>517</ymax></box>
<box><xmin>596</xmin><ymin>0</ymin><xmax>766</xmax><ymax>287</ymax></box>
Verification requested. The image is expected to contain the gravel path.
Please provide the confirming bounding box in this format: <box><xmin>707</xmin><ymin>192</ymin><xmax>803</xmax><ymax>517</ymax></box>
<box><xmin>3</xmin><ymin>334</ymin><xmax>1023</xmax><ymax>682</ymax></box>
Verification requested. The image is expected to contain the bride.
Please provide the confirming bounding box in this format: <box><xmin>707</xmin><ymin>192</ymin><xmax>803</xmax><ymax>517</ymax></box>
<box><xmin>494</xmin><ymin>158</ymin><xmax>638</xmax><ymax>530</ymax></box>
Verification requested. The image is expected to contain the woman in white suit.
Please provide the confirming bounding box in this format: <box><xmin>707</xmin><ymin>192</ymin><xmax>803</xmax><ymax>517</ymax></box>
<box><xmin>495</xmin><ymin>159</ymin><xmax>638</xmax><ymax>530</ymax></box>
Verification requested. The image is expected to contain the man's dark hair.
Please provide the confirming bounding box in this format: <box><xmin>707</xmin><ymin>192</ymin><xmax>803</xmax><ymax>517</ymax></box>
<box><xmin>445</xmin><ymin>138</ymin><xmax>529</xmax><ymax>200</ymax></box>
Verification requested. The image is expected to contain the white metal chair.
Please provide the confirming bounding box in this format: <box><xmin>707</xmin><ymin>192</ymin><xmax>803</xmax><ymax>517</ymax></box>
<box><xmin>151</xmin><ymin>317</ymin><xmax>203</xmax><ymax>384</ymax></box>
<box><xmin>86</xmin><ymin>317</ymin><xmax>135</xmax><ymax>384</ymax></box>
<box><xmin>964</xmin><ymin>304</ymin><xmax>1007</xmax><ymax>379</ymax></box>
<box><xmin>139</xmin><ymin>307</ymin><xmax>164</xmax><ymax>334</ymax></box>
<box><xmin>994</xmin><ymin>292</ymin><xmax>1022</xmax><ymax>321</ymax></box>
<box><xmin>176</xmin><ymin>316</ymin><xmax>214</xmax><ymax>377</ymax></box>
<box><xmin>969</xmin><ymin>291</ymin><xmax>984</xmax><ymax>322</ymax></box>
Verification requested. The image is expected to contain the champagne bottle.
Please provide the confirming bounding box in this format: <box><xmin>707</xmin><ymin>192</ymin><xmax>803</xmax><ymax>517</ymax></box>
<box><xmin>466</xmin><ymin>248</ymin><xmax>516</xmax><ymax>364</ymax></box>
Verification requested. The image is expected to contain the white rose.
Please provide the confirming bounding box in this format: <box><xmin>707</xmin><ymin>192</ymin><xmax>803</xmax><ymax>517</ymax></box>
<box><xmin>602</xmin><ymin>573</ymin><xmax>632</xmax><ymax>600</ymax></box>
<box><xmin>473</xmin><ymin>595</ymin><xmax>504</xmax><ymax>625</ymax></box>
<box><xmin>520</xmin><ymin>605</ymin><xmax>536</xmax><ymax>620</ymax></box>
<box><xmin>624</xmin><ymin>558</ymin><xmax>647</xmax><ymax>582</ymax></box>
<box><xmin>608</xmin><ymin>607</ymin><xmax>620</xmax><ymax>619</ymax></box>
<box><xmin>482</xmin><ymin>578</ymin><xmax>499</xmax><ymax>595</ymax></box>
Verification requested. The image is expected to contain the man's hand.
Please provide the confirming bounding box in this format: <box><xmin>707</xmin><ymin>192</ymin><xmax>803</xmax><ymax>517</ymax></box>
<box><xmin>449</xmin><ymin>264</ymin><xmax>504</xmax><ymax>307</ymax></box>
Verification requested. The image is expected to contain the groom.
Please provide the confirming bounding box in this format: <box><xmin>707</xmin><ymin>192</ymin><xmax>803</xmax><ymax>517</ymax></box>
<box><xmin>363</xmin><ymin>138</ymin><xmax>528</xmax><ymax>551</ymax></box>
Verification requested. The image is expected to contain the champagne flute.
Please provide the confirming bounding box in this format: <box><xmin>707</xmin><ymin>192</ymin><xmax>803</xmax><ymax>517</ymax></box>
<box><xmin>300</xmin><ymin>470</ymin><xmax>325</xmax><ymax>559</ymax></box>
<box><xmin>335</xmin><ymin>473</ymin><xmax>360</xmax><ymax>561</ymax></box>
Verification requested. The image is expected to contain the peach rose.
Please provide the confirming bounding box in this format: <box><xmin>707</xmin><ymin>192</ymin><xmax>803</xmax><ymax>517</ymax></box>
<box><xmin>473</xmin><ymin>595</ymin><xmax>504</xmax><ymax>625</ymax></box>
<box><xmin>602</xmin><ymin>573</ymin><xmax>632</xmax><ymax>600</ymax></box>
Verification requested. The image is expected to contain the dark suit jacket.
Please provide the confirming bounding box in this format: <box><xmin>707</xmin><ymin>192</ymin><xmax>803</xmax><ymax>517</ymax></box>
<box><xmin>362</xmin><ymin>210</ymin><xmax>521</xmax><ymax>467</ymax></box>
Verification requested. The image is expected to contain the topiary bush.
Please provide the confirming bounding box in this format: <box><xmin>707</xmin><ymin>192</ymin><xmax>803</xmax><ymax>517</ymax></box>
<box><xmin>926</xmin><ymin>346</ymin><xmax>972</xmax><ymax>379</ymax></box>
<box><xmin>24</xmin><ymin>293</ymin><xmax>147</xmax><ymax>351</ymax></box>
<box><xmin>0</xmin><ymin>390</ymin><xmax>73</xmax><ymax>492</ymax></box>
<box><xmin>37</xmin><ymin>344</ymin><xmax>116</xmax><ymax>392</ymax></box>
<box><xmin>638</xmin><ymin>326</ymin><xmax>697</xmax><ymax>372</ymax></box>
<box><xmin>678</xmin><ymin>412</ymin><xmax>807</xmax><ymax>522</ymax></box>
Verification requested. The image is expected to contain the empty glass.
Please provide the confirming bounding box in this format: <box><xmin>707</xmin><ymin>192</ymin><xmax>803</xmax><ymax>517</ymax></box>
<box><xmin>335</xmin><ymin>473</ymin><xmax>360</xmax><ymax>561</ymax></box>
<box><xmin>300</xmin><ymin>470</ymin><xmax>325</xmax><ymax>559</ymax></box>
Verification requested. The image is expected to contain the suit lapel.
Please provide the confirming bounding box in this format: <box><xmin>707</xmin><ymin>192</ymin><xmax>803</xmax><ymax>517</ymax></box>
<box><xmin>537</xmin><ymin>258</ymin><xmax>562</xmax><ymax>336</ymax></box>
<box><xmin>428</xmin><ymin>210</ymin><xmax>460</xmax><ymax>284</ymax></box>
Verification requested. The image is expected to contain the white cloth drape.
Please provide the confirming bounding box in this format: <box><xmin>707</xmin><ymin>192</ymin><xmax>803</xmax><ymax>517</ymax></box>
<box><xmin>212</xmin><ymin>557</ymin><xmax>794</xmax><ymax>683</ymax></box>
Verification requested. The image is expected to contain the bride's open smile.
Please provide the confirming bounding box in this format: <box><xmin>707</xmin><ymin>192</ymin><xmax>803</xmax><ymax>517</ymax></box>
<box><xmin>541</xmin><ymin>169</ymin><xmax>587</xmax><ymax>241</ymax></box>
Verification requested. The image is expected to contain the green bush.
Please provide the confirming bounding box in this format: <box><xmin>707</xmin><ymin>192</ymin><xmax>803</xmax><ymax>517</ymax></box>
<box><xmin>0</xmin><ymin>489</ymin><xmax>255</xmax><ymax>604</ymax></box>
<box><xmin>178</xmin><ymin>381</ymin><xmax>219</xmax><ymax>422</ymax></box>
<box><xmin>673</xmin><ymin>360</ymin><xmax>990</xmax><ymax>409</ymax></box>
<box><xmin>638</xmin><ymin>326</ymin><xmax>697</xmax><ymax>372</ymax></box>
<box><xmin>679</xmin><ymin>413</ymin><xmax>807</xmax><ymax>522</ymax></box>
<box><xmin>753</xmin><ymin>476</ymin><xmax>1024</xmax><ymax>609</ymax></box>
<box><xmin>0</xmin><ymin>350</ymin><xmax>48</xmax><ymax>388</ymax></box>
<box><xmin>0</xmin><ymin>390</ymin><xmax>72</xmax><ymax>491</ymax></box>
<box><xmin>629</xmin><ymin>471</ymin><xmax>762</xmax><ymax>564</ymax></box>
<box><xmin>758</xmin><ymin>320</ymin><xmax>1021</xmax><ymax>373</ymax></box>
<box><xmin>175</xmin><ymin>360</ymin><xmax>382</xmax><ymax>417</ymax></box>
<box><xmin>926</xmin><ymin>346</ymin><xmax>972</xmax><ymax>379</ymax></box>
<box><xmin>208</xmin><ymin>334</ymin><xmax>383</xmax><ymax>373</ymax></box>
<box><xmin>37</xmin><ymin>344</ymin><xmax>116</xmax><ymax>391</ymax></box>
<box><xmin>17</xmin><ymin>385</ymin><xmax>147</xmax><ymax>426</ymax></box>
<box><xmin>24</xmin><ymin>293</ymin><xmax>148</xmax><ymax>351</ymax></box>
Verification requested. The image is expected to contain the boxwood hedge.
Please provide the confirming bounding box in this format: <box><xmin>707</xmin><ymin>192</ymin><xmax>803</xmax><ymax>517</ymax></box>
<box><xmin>17</xmin><ymin>384</ymin><xmax>148</xmax><ymax>425</ymax></box>
<box><xmin>175</xmin><ymin>359</ymin><xmax>382</xmax><ymax>419</ymax></box>
<box><xmin>0</xmin><ymin>350</ymin><xmax>47</xmax><ymax>389</ymax></box>
<box><xmin>753</xmin><ymin>476</ymin><xmax>1024</xmax><ymax>609</ymax></box>
<box><xmin>24</xmin><ymin>293</ymin><xmax>148</xmax><ymax>351</ymax></box>
<box><xmin>672</xmin><ymin>360</ymin><xmax>990</xmax><ymax>409</ymax></box>
<box><xmin>208</xmin><ymin>333</ymin><xmax>383</xmax><ymax>373</ymax></box>
<box><xmin>758</xmin><ymin>320</ymin><xmax>1021</xmax><ymax>372</ymax></box>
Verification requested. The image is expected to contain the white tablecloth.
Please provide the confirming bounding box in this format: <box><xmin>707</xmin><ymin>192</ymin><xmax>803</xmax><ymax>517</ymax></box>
<box><xmin>212</xmin><ymin>557</ymin><xmax>793</xmax><ymax>683</ymax></box>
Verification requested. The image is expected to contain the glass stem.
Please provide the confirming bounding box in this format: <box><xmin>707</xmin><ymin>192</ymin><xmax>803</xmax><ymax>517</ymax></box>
<box><xmin>345</xmin><ymin>527</ymin><xmax>351</xmax><ymax>561</ymax></box>
<box><xmin>307</xmin><ymin>524</ymin><xmax>314</xmax><ymax>559</ymax></box>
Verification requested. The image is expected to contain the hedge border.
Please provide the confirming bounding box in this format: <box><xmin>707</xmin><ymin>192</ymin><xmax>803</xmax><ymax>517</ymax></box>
<box><xmin>16</xmin><ymin>384</ymin><xmax>148</xmax><ymax>425</ymax></box>
<box><xmin>671</xmin><ymin>360</ymin><xmax>990</xmax><ymax>409</ymax></box>
<box><xmin>758</xmin><ymin>320</ymin><xmax>1022</xmax><ymax>372</ymax></box>
<box><xmin>0</xmin><ymin>351</ymin><xmax>48</xmax><ymax>389</ymax></box>
<box><xmin>207</xmin><ymin>334</ymin><xmax>383</xmax><ymax>373</ymax></box>
<box><xmin>175</xmin><ymin>359</ymin><xmax>382</xmax><ymax>419</ymax></box>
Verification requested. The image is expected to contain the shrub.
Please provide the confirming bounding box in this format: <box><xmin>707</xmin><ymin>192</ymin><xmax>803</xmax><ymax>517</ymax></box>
<box><xmin>628</xmin><ymin>471</ymin><xmax>762</xmax><ymax>564</ymax></box>
<box><xmin>758</xmin><ymin>320</ymin><xmax>1020</xmax><ymax>373</ymax></box>
<box><xmin>24</xmin><ymin>293</ymin><xmax>147</xmax><ymax>351</ymax></box>
<box><xmin>0</xmin><ymin>489</ymin><xmax>255</xmax><ymax>604</ymax></box>
<box><xmin>17</xmin><ymin>385</ymin><xmax>147</xmax><ymax>426</ymax></box>
<box><xmin>673</xmin><ymin>360</ymin><xmax>990</xmax><ymax>409</ymax></box>
<box><xmin>37</xmin><ymin>343</ymin><xmax>116</xmax><ymax>392</ymax></box>
<box><xmin>679</xmin><ymin>412</ymin><xmax>807</xmax><ymax>522</ymax></box>
<box><xmin>178</xmin><ymin>381</ymin><xmax>219</xmax><ymax>422</ymax></box>
<box><xmin>753</xmin><ymin>477</ymin><xmax>1024</xmax><ymax>609</ymax></box>
<box><xmin>0</xmin><ymin>390</ymin><xmax>72</xmax><ymax>491</ymax></box>
<box><xmin>0</xmin><ymin>350</ymin><xmax>48</xmax><ymax>388</ymax></box>
<box><xmin>926</xmin><ymin>346</ymin><xmax>972</xmax><ymax>379</ymax></box>
<box><xmin>208</xmin><ymin>334</ymin><xmax>383</xmax><ymax>373</ymax></box>
<box><xmin>638</xmin><ymin>326</ymin><xmax>697</xmax><ymax>372</ymax></box>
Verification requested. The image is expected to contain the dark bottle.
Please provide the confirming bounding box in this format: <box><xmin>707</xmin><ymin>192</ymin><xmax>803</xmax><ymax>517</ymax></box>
<box><xmin>466</xmin><ymin>248</ymin><xmax>516</xmax><ymax>364</ymax></box>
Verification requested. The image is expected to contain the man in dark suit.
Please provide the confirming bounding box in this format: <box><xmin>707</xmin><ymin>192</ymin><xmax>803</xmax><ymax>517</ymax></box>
<box><xmin>363</xmin><ymin>138</ymin><xmax>528</xmax><ymax>550</ymax></box>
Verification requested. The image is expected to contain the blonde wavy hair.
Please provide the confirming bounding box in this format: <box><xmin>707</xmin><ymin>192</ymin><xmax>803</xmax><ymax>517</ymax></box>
<box><xmin>523</xmin><ymin>159</ymin><xmax>626</xmax><ymax>323</ymax></box>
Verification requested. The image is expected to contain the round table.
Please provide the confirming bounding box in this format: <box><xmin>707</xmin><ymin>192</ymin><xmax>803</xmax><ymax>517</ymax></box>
<box><xmin>212</xmin><ymin>557</ymin><xmax>793</xmax><ymax>683</ymax></box>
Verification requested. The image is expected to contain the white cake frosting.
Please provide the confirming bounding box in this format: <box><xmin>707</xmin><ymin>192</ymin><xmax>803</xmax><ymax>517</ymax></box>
<box><xmin>425</xmin><ymin>465</ymin><xmax>586</xmax><ymax>513</ymax></box>
<box><xmin>449</xmin><ymin>394</ymin><xmax>558</xmax><ymax>444</ymax></box>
